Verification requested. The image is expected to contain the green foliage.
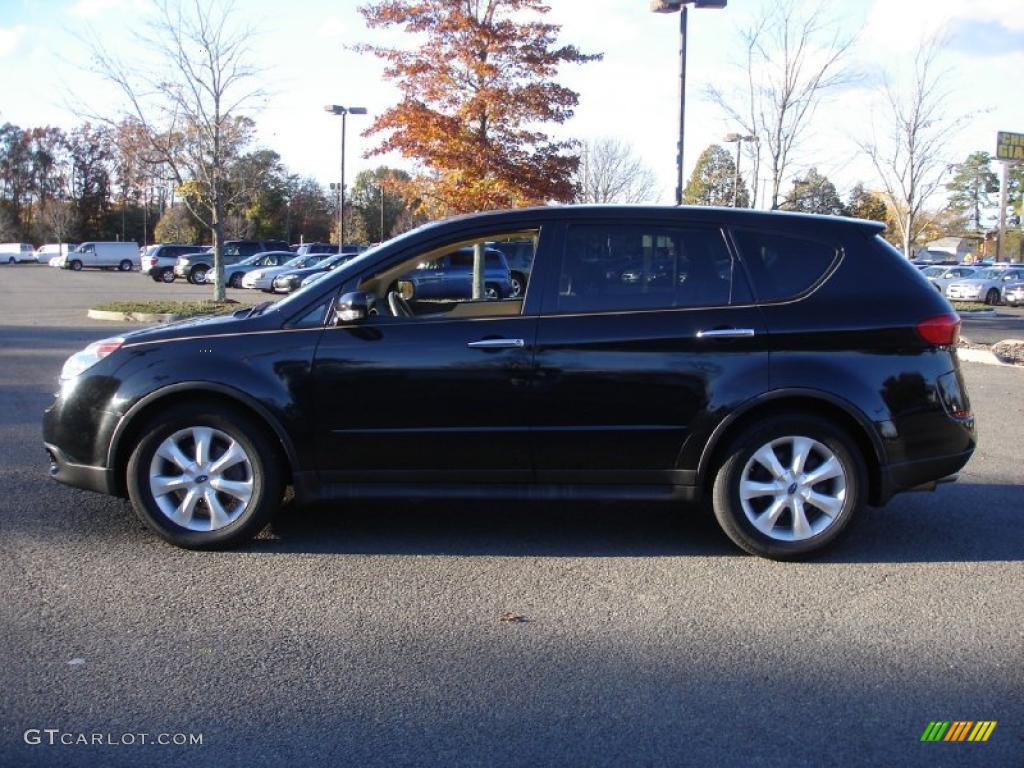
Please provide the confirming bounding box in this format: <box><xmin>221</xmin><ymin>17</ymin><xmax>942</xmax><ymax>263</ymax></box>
<box><xmin>946</xmin><ymin>151</ymin><xmax>998</xmax><ymax>233</ymax></box>
<box><xmin>348</xmin><ymin>167</ymin><xmax>414</xmax><ymax>242</ymax></box>
<box><xmin>846</xmin><ymin>183</ymin><xmax>887</xmax><ymax>223</ymax></box>
<box><xmin>154</xmin><ymin>204</ymin><xmax>201</xmax><ymax>244</ymax></box>
<box><xmin>683</xmin><ymin>145</ymin><xmax>749</xmax><ymax>207</ymax></box>
<box><xmin>780</xmin><ymin>168</ymin><xmax>845</xmax><ymax>216</ymax></box>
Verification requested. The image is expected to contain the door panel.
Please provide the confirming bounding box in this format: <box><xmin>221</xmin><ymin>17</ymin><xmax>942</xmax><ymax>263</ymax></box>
<box><xmin>312</xmin><ymin>316</ymin><xmax>538</xmax><ymax>482</ymax></box>
<box><xmin>531</xmin><ymin>307</ymin><xmax>767</xmax><ymax>478</ymax></box>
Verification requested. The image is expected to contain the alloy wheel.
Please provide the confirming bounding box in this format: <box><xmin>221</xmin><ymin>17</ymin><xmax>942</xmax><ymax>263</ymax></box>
<box><xmin>148</xmin><ymin>426</ymin><xmax>254</xmax><ymax>531</ymax></box>
<box><xmin>738</xmin><ymin>435</ymin><xmax>848</xmax><ymax>542</ymax></box>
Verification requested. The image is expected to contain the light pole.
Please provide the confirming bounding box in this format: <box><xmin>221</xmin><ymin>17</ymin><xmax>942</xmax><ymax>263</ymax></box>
<box><xmin>651</xmin><ymin>0</ymin><xmax>727</xmax><ymax>205</ymax></box>
<box><xmin>724</xmin><ymin>132</ymin><xmax>756</xmax><ymax>207</ymax></box>
<box><xmin>324</xmin><ymin>104</ymin><xmax>367</xmax><ymax>253</ymax></box>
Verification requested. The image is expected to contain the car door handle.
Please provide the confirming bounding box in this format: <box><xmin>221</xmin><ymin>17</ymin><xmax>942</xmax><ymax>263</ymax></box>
<box><xmin>467</xmin><ymin>338</ymin><xmax>526</xmax><ymax>349</ymax></box>
<box><xmin>695</xmin><ymin>328</ymin><xmax>756</xmax><ymax>339</ymax></box>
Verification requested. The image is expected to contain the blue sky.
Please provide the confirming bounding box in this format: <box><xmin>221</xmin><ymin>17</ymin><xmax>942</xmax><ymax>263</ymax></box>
<box><xmin>1</xmin><ymin>0</ymin><xmax>1022</xmax><ymax>206</ymax></box>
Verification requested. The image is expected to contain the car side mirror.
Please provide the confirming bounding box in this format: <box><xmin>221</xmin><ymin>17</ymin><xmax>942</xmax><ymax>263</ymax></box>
<box><xmin>334</xmin><ymin>292</ymin><xmax>374</xmax><ymax>324</ymax></box>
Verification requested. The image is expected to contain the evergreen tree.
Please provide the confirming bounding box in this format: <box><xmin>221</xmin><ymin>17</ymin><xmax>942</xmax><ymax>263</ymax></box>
<box><xmin>682</xmin><ymin>145</ymin><xmax>748</xmax><ymax>207</ymax></box>
<box><xmin>780</xmin><ymin>167</ymin><xmax>845</xmax><ymax>215</ymax></box>
<box><xmin>846</xmin><ymin>182</ymin><xmax>888</xmax><ymax>223</ymax></box>
<box><xmin>946</xmin><ymin>151</ymin><xmax>998</xmax><ymax>233</ymax></box>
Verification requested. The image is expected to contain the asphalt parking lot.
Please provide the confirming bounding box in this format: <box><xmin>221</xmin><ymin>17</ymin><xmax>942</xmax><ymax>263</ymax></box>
<box><xmin>1</xmin><ymin>264</ymin><xmax>1022</xmax><ymax>767</ymax></box>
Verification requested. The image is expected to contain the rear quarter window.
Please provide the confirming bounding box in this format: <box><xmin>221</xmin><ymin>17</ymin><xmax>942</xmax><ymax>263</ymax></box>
<box><xmin>732</xmin><ymin>229</ymin><xmax>840</xmax><ymax>303</ymax></box>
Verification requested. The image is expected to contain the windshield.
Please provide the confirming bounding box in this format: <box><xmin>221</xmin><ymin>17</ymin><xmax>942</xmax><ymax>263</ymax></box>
<box><xmin>237</xmin><ymin>254</ymin><xmax>265</xmax><ymax>266</ymax></box>
<box><xmin>976</xmin><ymin>269</ymin><xmax>1000</xmax><ymax>279</ymax></box>
<box><xmin>922</xmin><ymin>267</ymin><xmax>944</xmax><ymax>277</ymax></box>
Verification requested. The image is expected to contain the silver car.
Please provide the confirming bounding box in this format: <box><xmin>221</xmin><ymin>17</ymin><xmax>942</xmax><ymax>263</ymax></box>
<box><xmin>947</xmin><ymin>267</ymin><xmax>1024</xmax><ymax>305</ymax></box>
<box><xmin>1002</xmin><ymin>280</ymin><xmax>1024</xmax><ymax>307</ymax></box>
<box><xmin>921</xmin><ymin>265</ymin><xmax>978</xmax><ymax>296</ymax></box>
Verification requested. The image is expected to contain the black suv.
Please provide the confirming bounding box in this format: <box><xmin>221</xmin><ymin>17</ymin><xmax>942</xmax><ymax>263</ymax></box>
<box><xmin>173</xmin><ymin>239</ymin><xmax>290</xmax><ymax>284</ymax></box>
<box><xmin>43</xmin><ymin>207</ymin><xmax>975</xmax><ymax>558</ymax></box>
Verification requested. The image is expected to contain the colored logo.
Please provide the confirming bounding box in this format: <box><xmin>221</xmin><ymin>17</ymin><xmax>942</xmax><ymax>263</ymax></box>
<box><xmin>921</xmin><ymin>721</ymin><xmax>997</xmax><ymax>742</ymax></box>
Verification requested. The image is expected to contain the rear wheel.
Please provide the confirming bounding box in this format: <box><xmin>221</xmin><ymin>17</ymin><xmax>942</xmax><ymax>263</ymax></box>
<box><xmin>126</xmin><ymin>404</ymin><xmax>283</xmax><ymax>549</ymax></box>
<box><xmin>229</xmin><ymin>272</ymin><xmax>243</xmax><ymax>288</ymax></box>
<box><xmin>985</xmin><ymin>288</ymin><xmax>1000</xmax><ymax>306</ymax></box>
<box><xmin>484</xmin><ymin>282</ymin><xmax>501</xmax><ymax>300</ymax></box>
<box><xmin>711</xmin><ymin>415</ymin><xmax>865</xmax><ymax>560</ymax></box>
<box><xmin>159</xmin><ymin>268</ymin><xmax>175</xmax><ymax>283</ymax></box>
<box><xmin>118</xmin><ymin>259</ymin><xmax>133</xmax><ymax>271</ymax></box>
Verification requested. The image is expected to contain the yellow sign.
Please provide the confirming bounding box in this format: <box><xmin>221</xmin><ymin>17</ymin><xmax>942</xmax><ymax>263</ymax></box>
<box><xmin>996</xmin><ymin>131</ymin><xmax>1024</xmax><ymax>161</ymax></box>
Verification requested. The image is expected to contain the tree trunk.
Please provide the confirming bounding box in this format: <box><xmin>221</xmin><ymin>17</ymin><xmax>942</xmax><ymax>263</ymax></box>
<box><xmin>212</xmin><ymin>201</ymin><xmax>226</xmax><ymax>302</ymax></box>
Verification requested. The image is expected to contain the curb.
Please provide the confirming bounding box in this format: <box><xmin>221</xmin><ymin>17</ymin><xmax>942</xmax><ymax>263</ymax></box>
<box><xmin>957</xmin><ymin>347</ymin><xmax>1022</xmax><ymax>369</ymax></box>
<box><xmin>88</xmin><ymin>309</ymin><xmax>182</xmax><ymax>323</ymax></box>
<box><xmin>956</xmin><ymin>309</ymin><xmax>998</xmax><ymax>317</ymax></box>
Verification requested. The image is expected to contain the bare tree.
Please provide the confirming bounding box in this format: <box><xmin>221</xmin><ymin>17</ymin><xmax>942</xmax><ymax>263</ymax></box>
<box><xmin>706</xmin><ymin>0</ymin><xmax>854</xmax><ymax>209</ymax></box>
<box><xmin>41</xmin><ymin>199</ymin><xmax>77</xmax><ymax>245</ymax></box>
<box><xmin>575</xmin><ymin>138</ymin><xmax>660</xmax><ymax>203</ymax></box>
<box><xmin>85</xmin><ymin>0</ymin><xmax>262</xmax><ymax>299</ymax></box>
<box><xmin>856</xmin><ymin>37</ymin><xmax>967</xmax><ymax>257</ymax></box>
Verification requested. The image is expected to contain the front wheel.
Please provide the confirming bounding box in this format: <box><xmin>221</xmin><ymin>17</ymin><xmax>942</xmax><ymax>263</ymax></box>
<box><xmin>118</xmin><ymin>259</ymin><xmax>133</xmax><ymax>271</ymax></box>
<box><xmin>711</xmin><ymin>415</ymin><xmax>866</xmax><ymax>560</ymax></box>
<box><xmin>70</xmin><ymin>259</ymin><xmax>83</xmax><ymax>271</ymax></box>
<box><xmin>229</xmin><ymin>272</ymin><xmax>243</xmax><ymax>288</ymax></box>
<box><xmin>985</xmin><ymin>288</ymin><xmax>1000</xmax><ymax>306</ymax></box>
<box><xmin>126</xmin><ymin>404</ymin><xmax>283</xmax><ymax>549</ymax></box>
<box><xmin>189</xmin><ymin>266</ymin><xmax>209</xmax><ymax>284</ymax></box>
<box><xmin>509</xmin><ymin>273</ymin><xmax>526</xmax><ymax>298</ymax></box>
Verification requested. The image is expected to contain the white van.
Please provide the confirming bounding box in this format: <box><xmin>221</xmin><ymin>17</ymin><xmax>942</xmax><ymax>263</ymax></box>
<box><xmin>35</xmin><ymin>243</ymin><xmax>78</xmax><ymax>263</ymax></box>
<box><xmin>1</xmin><ymin>243</ymin><xmax>35</xmax><ymax>264</ymax></box>
<box><xmin>59</xmin><ymin>242</ymin><xmax>140</xmax><ymax>271</ymax></box>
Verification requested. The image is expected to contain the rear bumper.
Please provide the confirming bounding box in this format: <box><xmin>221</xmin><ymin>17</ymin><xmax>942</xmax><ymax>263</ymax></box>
<box><xmin>44</xmin><ymin>443</ymin><xmax>115</xmax><ymax>496</ymax></box>
<box><xmin>878</xmin><ymin>448</ymin><xmax>974</xmax><ymax>504</ymax></box>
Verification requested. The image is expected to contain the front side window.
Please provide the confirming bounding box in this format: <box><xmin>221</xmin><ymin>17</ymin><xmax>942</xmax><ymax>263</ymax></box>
<box><xmin>555</xmin><ymin>224</ymin><xmax>742</xmax><ymax>313</ymax></box>
<box><xmin>353</xmin><ymin>231</ymin><xmax>538</xmax><ymax>321</ymax></box>
<box><xmin>732</xmin><ymin>229</ymin><xmax>840</xmax><ymax>303</ymax></box>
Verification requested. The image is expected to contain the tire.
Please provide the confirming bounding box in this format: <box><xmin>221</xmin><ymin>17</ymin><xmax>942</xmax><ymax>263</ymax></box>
<box><xmin>126</xmin><ymin>404</ymin><xmax>283</xmax><ymax>549</ymax></box>
<box><xmin>118</xmin><ymin>259</ymin><xmax>133</xmax><ymax>271</ymax></box>
<box><xmin>711</xmin><ymin>414</ymin><xmax>866</xmax><ymax>560</ymax></box>
<box><xmin>509</xmin><ymin>273</ymin><xmax>526</xmax><ymax>298</ymax></box>
<box><xmin>229</xmin><ymin>272</ymin><xmax>243</xmax><ymax>288</ymax></box>
<box><xmin>189</xmin><ymin>265</ymin><xmax>209</xmax><ymax>284</ymax></box>
<box><xmin>69</xmin><ymin>259</ymin><xmax>83</xmax><ymax>271</ymax></box>
<box><xmin>484</xmin><ymin>282</ymin><xmax>501</xmax><ymax>300</ymax></box>
<box><xmin>7</xmin><ymin>256</ymin><xmax>14</xmax><ymax>265</ymax></box>
<box><xmin>160</xmin><ymin>268</ymin><xmax>175</xmax><ymax>283</ymax></box>
<box><xmin>985</xmin><ymin>288</ymin><xmax>1000</xmax><ymax>306</ymax></box>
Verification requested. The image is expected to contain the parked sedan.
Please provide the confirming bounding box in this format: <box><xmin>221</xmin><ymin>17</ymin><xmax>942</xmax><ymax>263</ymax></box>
<box><xmin>212</xmin><ymin>251</ymin><xmax>294</xmax><ymax>288</ymax></box>
<box><xmin>921</xmin><ymin>265</ymin><xmax>978</xmax><ymax>296</ymax></box>
<box><xmin>947</xmin><ymin>267</ymin><xmax>1024</xmax><ymax>305</ymax></box>
<box><xmin>241</xmin><ymin>252</ymin><xmax>336</xmax><ymax>290</ymax></box>
<box><xmin>1002</xmin><ymin>280</ymin><xmax>1024</xmax><ymax>307</ymax></box>
<box><xmin>270</xmin><ymin>253</ymin><xmax>358</xmax><ymax>294</ymax></box>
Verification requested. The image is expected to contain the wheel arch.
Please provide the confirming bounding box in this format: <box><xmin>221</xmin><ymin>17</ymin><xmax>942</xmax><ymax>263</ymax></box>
<box><xmin>697</xmin><ymin>390</ymin><xmax>886</xmax><ymax>506</ymax></box>
<box><xmin>107</xmin><ymin>382</ymin><xmax>298</xmax><ymax>497</ymax></box>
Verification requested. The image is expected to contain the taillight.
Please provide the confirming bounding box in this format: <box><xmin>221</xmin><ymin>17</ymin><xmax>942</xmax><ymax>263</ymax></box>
<box><xmin>916</xmin><ymin>314</ymin><xmax>960</xmax><ymax>346</ymax></box>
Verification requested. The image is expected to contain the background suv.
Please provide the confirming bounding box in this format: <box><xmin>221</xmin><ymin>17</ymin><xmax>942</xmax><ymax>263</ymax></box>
<box><xmin>44</xmin><ymin>206</ymin><xmax>974</xmax><ymax>559</ymax></box>
<box><xmin>397</xmin><ymin>246</ymin><xmax>514</xmax><ymax>300</ymax></box>
<box><xmin>140</xmin><ymin>243</ymin><xmax>202</xmax><ymax>282</ymax></box>
<box><xmin>173</xmin><ymin>239</ymin><xmax>290</xmax><ymax>284</ymax></box>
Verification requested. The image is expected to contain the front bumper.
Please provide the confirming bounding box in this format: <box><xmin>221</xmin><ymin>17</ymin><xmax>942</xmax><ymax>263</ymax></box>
<box><xmin>44</xmin><ymin>443</ymin><xmax>115</xmax><ymax>495</ymax></box>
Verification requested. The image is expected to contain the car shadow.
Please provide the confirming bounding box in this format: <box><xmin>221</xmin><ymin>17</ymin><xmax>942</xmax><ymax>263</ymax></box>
<box><xmin>250</xmin><ymin>481</ymin><xmax>1024</xmax><ymax>562</ymax></box>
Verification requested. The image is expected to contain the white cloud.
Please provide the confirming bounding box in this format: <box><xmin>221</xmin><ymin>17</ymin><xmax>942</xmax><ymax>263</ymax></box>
<box><xmin>0</xmin><ymin>25</ymin><xmax>29</xmax><ymax>57</ymax></box>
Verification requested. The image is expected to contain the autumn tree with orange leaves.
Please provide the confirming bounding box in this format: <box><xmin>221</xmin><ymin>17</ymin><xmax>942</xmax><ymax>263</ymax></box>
<box><xmin>357</xmin><ymin>0</ymin><xmax>600</xmax><ymax>216</ymax></box>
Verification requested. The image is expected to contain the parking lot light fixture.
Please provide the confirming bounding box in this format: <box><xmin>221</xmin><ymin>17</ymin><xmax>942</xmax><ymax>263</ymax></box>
<box><xmin>324</xmin><ymin>105</ymin><xmax>368</xmax><ymax>253</ymax></box>
<box><xmin>723</xmin><ymin>133</ymin><xmax>757</xmax><ymax>207</ymax></box>
<box><xmin>651</xmin><ymin>0</ymin><xmax>728</xmax><ymax>205</ymax></box>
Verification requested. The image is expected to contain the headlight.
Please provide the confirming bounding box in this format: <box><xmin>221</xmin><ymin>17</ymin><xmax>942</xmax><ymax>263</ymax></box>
<box><xmin>60</xmin><ymin>337</ymin><xmax>124</xmax><ymax>382</ymax></box>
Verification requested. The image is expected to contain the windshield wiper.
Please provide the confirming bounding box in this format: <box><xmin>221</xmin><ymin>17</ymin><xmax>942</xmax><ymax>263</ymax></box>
<box><xmin>244</xmin><ymin>301</ymin><xmax>273</xmax><ymax>318</ymax></box>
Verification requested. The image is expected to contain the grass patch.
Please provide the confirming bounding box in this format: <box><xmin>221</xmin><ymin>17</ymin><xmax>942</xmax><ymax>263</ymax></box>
<box><xmin>950</xmin><ymin>301</ymin><xmax>991</xmax><ymax>312</ymax></box>
<box><xmin>93</xmin><ymin>299</ymin><xmax>250</xmax><ymax>317</ymax></box>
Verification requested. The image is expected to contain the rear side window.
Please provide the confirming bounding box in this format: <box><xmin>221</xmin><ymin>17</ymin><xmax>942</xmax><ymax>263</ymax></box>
<box><xmin>556</xmin><ymin>223</ymin><xmax>747</xmax><ymax>313</ymax></box>
<box><xmin>732</xmin><ymin>229</ymin><xmax>840</xmax><ymax>302</ymax></box>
